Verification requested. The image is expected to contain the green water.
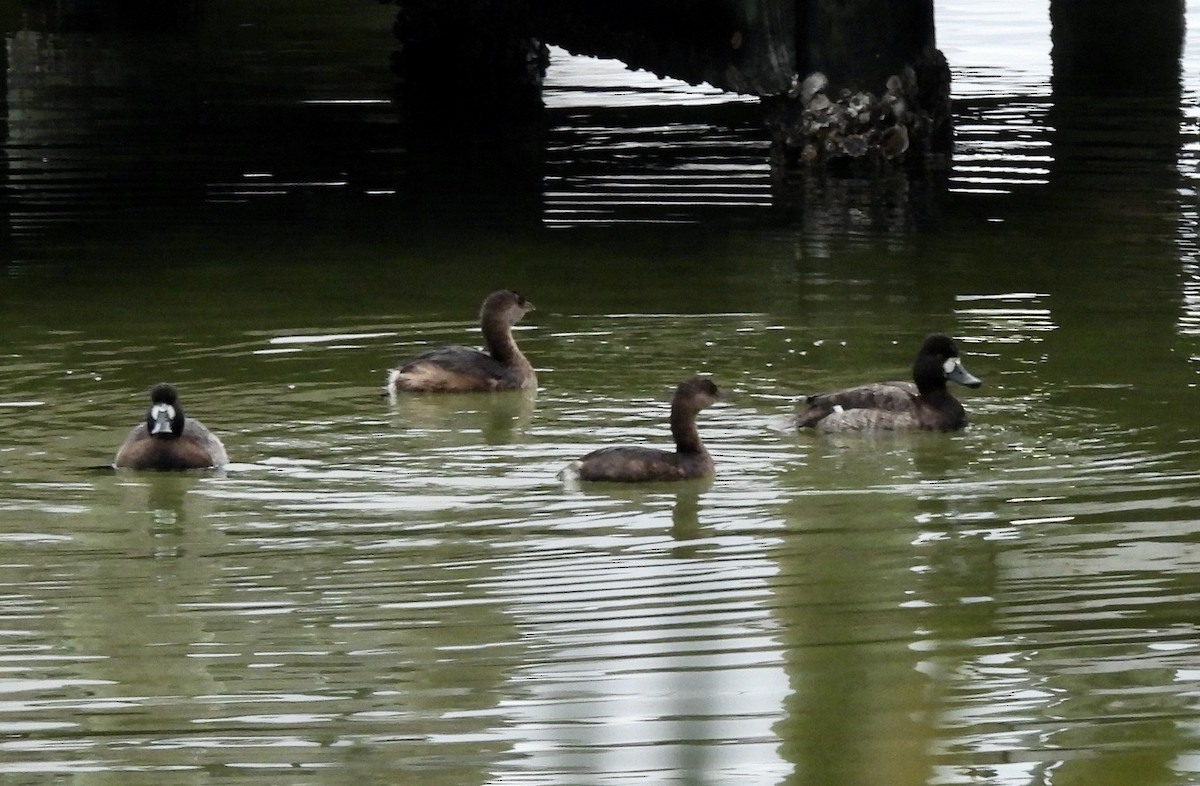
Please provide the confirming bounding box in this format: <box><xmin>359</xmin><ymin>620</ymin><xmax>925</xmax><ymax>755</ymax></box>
<box><xmin>2</xmin><ymin>1</ymin><xmax>1200</xmax><ymax>785</ymax></box>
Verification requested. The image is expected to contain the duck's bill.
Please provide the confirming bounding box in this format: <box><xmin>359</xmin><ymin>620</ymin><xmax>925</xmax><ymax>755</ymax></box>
<box><xmin>150</xmin><ymin>404</ymin><xmax>176</xmax><ymax>434</ymax></box>
<box><xmin>944</xmin><ymin>358</ymin><xmax>983</xmax><ymax>388</ymax></box>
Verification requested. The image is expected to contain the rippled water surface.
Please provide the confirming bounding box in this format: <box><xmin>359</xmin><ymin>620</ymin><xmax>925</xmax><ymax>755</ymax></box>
<box><xmin>2</xmin><ymin>1</ymin><xmax>1200</xmax><ymax>784</ymax></box>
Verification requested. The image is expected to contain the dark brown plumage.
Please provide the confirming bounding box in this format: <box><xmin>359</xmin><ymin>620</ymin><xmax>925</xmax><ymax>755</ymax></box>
<box><xmin>566</xmin><ymin>377</ymin><xmax>720</xmax><ymax>482</ymax></box>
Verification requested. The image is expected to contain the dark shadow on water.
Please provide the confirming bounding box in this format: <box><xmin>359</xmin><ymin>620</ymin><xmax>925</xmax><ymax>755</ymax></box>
<box><xmin>669</xmin><ymin>480</ymin><xmax>710</xmax><ymax>542</ymax></box>
<box><xmin>0</xmin><ymin>0</ymin><xmax>1193</xmax><ymax>276</ymax></box>
<box><xmin>109</xmin><ymin>469</ymin><xmax>220</xmax><ymax>552</ymax></box>
<box><xmin>562</xmin><ymin>473</ymin><xmax>714</xmax><ymax>544</ymax></box>
<box><xmin>15</xmin><ymin>0</ymin><xmax>203</xmax><ymax>35</ymax></box>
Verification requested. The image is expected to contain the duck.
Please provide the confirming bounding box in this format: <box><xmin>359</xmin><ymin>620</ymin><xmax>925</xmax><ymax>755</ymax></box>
<box><xmin>113</xmin><ymin>383</ymin><xmax>230</xmax><ymax>470</ymax></box>
<box><xmin>565</xmin><ymin>376</ymin><xmax>720</xmax><ymax>482</ymax></box>
<box><xmin>796</xmin><ymin>333</ymin><xmax>982</xmax><ymax>432</ymax></box>
<box><xmin>387</xmin><ymin>290</ymin><xmax>537</xmax><ymax>393</ymax></box>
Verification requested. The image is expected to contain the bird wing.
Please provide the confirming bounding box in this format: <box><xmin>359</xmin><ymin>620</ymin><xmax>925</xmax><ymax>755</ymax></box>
<box><xmin>400</xmin><ymin>346</ymin><xmax>508</xmax><ymax>378</ymax></box>
<box><xmin>797</xmin><ymin>381</ymin><xmax>917</xmax><ymax>427</ymax></box>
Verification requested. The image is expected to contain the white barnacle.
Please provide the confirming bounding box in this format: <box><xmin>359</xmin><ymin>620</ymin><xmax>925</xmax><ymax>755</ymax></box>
<box><xmin>800</xmin><ymin>71</ymin><xmax>828</xmax><ymax>103</ymax></box>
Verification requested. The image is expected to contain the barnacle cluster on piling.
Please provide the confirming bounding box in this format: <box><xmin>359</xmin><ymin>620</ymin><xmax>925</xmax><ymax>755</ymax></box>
<box><xmin>766</xmin><ymin>68</ymin><xmax>930</xmax><ymax>168</ymax></box>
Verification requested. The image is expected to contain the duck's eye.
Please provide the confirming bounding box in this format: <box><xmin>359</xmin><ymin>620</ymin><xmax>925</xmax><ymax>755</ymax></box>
<box><xmin>942</xmin><ymin>358</ymin><xmax>959</xmax><ymax>375</ymax></box>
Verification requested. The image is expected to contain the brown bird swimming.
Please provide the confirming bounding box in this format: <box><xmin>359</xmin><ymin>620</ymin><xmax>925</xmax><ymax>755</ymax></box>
<box><xmin>565</xmin><ymin>376</ymin><xmax>720</xmax><ymax>482</ymax></box>
<box><xmin>387</xmin><ymin>289</ymin><xmax>537</xmax><ymax>393</ymax></box>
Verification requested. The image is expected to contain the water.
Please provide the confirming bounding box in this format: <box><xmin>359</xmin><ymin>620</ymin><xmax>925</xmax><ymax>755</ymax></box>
<box><xmin>1</xmin><ymin>1</ymin><xmax>1200</xmax><ymax>784</ymax></box>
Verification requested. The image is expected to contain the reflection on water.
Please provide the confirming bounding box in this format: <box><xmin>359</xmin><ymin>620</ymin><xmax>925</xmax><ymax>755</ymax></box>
<box><xmin>541</xmin><ymin>48</ymin><xmax>771</xmax><ymax>228</ymax></box>
<box><xmin>1</xmin><ymin>1</ymin><xmax>1200</xmax><ymax>785</ymax></box>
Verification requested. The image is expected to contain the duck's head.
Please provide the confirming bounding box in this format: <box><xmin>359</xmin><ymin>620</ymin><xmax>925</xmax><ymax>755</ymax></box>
<box><xmin>914</xmin><ymin>334</ymin><xmax>982</xmax><ymax>391</ymax></box>
<box><xmin>145</xmin><ymin>383</ymin><xmax>186</xmax><ymax>438</ymax></box>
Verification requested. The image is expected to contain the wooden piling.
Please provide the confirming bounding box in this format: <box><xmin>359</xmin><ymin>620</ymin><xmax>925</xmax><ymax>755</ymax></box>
<box><xmin>766</xmin><ymin>0</ymin><xmax>951</xmax><ymax>169</ymax></box>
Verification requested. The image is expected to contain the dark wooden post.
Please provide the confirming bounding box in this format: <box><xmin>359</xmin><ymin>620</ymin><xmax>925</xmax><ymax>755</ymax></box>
<box><xmin>387</xmin><ymin>0</ymin><xmax>548</xmax><ymax>224</ymax></box>
<box><xmin>390</xmin><ymin>0</ymin><xmax>548</xmax><ymax>111</ymax></box>
<box><xmin>1050</xmin><ymin>0</ymin><xmax>1185</xmax><ymax>92</ymax></box>
<box><xmin>1045</xmin><ymin>1</ymin><xmax>1185</xmax><ymax>199</ymax></box>
<box><xmin>765</xmin><ymin>0</ymin><xmax>951</xmax><ymax>169</ymax></box>
<box><xmin>1034</xmin><ymin>2</ymin><xmax>1186</xmax><ymax>426</ymax></box>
